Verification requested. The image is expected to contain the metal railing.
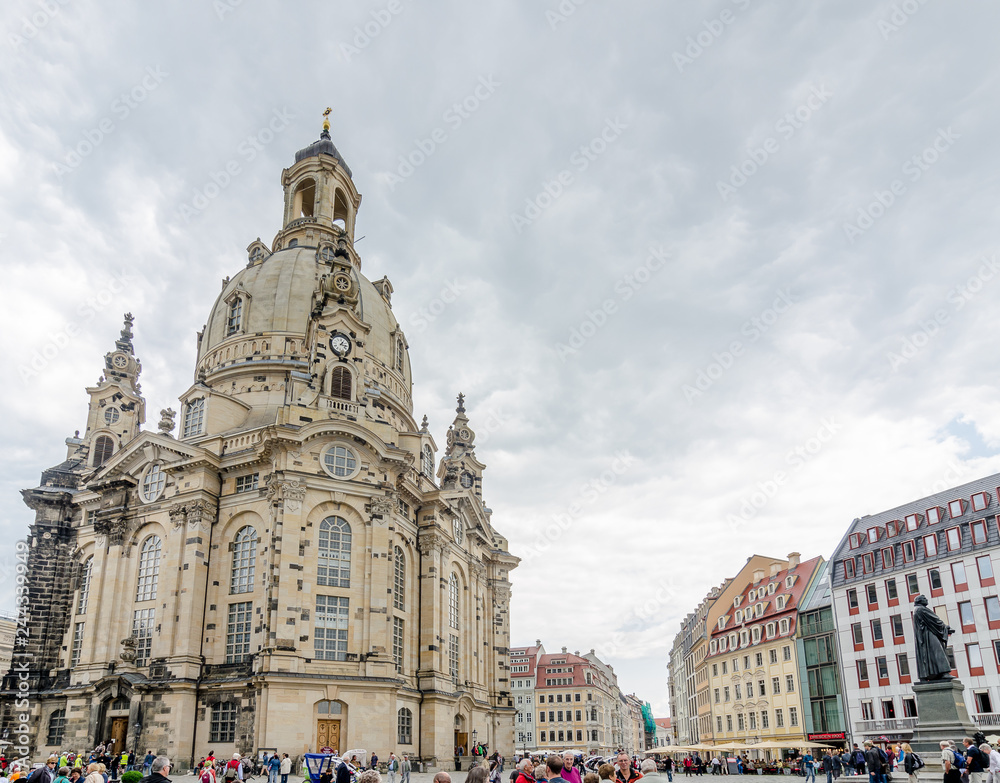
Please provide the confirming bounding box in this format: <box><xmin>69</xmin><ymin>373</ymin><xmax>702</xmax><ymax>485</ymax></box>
<box><xmin>974</xmin><ymin>713</ymin><xmax>1000</xmax><ymax>726</ymax></box>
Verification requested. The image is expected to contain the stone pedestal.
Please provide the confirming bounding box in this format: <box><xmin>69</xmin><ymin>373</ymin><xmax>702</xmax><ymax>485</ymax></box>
<box><xmin>910</xmin><ymin>679</ymin><xmax>977</xmax><ymax>781</ymax></box>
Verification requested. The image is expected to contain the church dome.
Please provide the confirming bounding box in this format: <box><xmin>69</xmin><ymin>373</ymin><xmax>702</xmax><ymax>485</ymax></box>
<box><xmin>196</xmin><ymin>246</ymin><xmax>411</xmax><ymax>405</ymax></box>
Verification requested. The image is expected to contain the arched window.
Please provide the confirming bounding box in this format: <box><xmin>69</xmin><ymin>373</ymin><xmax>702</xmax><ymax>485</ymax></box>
<box><xmin>93</xmin><ymin>435</ymin><xmax>114</xmax><ymax>467</ymax></box>
<box><xmin>294</xmin><ymin>178</ymin><xmax>316</xmax><ymax>218</ymax></box>
<box><xmin>141</xmin><ymin>464</ymin><xmax>165</xmax><ymax>502</ymax></box>
<box><xmin>317</xmin><ymin>700</ymin><xmax>343</xmax><ymax>715</ymax></box>
<box><xmin>136</xmin><ymin>536</ymin><xmax>162</xmax><ymax>601</ymax></box>
<box><xmin>46</xmin><ymin>709</ymin><xmax>66</xmax><ymax>745</ymax></box>
<box><xmin>183</xmin><ymin>398</ymin><xmax>205</xmax><ymax>438</ymax></box>
<box><xmin>318</xmin><ymin>517</ymin><xmax>351</xmax><ymax>587</ymax></box>
<box><xmin>449</xmin><ymin>573</ymin><xmax>459</xmax><ymax>629</ymax></box>
<box><xmin>397</xmin><ymin>707</ymin><xmax>413</xmax><ymax>745</ymax></box>
<box><xmin>330</xmin><ymin>366</ymin><xmax>352</xmax><ymax>400</ymax></box>
<box><xmin>395</xmin><ymin>338</ymin><xmax>404</xmax><ymax>372</ymax></box>
<box><xmin>231</xmin><ymin>526</ymin><xmax>257</xmax><ymax>594</ymax></box>
<box><xmin>77</xmin><ymin>556</ymin><xmax>93</xmax><ymax>615</ymax></box>
<box><xmin>421</xmin><ymin>446</ymin><xmax>434</xmax><ymax>478</ymax></box>
<box><xmin>393</xmin><ymin>546</ymin><xmax>405</xmax><ymax>611</ymax></box>
<box><xmin>227</xmin><ymin>298</ymin><xmax>243</xmax><ymax>335</ymax></box>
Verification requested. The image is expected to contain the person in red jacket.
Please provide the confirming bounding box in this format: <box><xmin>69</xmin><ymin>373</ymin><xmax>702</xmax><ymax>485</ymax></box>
<box><xmin>515</xmin><ymin>758</ymin><xmax>536</xmax><ymax>783</ymax></box>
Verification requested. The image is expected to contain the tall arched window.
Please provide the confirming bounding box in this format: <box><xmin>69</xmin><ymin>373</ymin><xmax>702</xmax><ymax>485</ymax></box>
<box><xmin>47</xmin><ymin>709</ymin><xmax>66</xmax><ymax>745</ymax></box>
<box><xmin>227</xmin><ymin>298</ymin><xmax>243</xmax><ymax>335</ymax></box>
<box><xmin>183</xmin><ymin>398</ymin><xmax>205</xmax><ymax>438</ymax></box>
<box><xmin>136</xmin><ymin>536</ymin><xmax>162</xmax><ymax>601</ymax></box>
<box><xmin>330</xmin><ymin>366</ymin><xmax>352</xmax><ymax>400</ymax></box>
<box><xmin>318</xmin><ymin>517</ymin><xmax>351</xmax><ymax>587</ymax></box>
<box><xmin>231</xmin><ymin>526</ymin><xmax>257</xmax><ymax>594</ymax></box>
<box><xmin>93</xmin><ymin>435</ymin><xmax>114</xmax><ymax>467</ymax></box>
<box><xmin>449</xmin><ymin>573</ymin><xmax>459</xmax><ymax>629</ymax></box>
<box><xmin>397</xmin><ymin>707</ymin><xmax>413</xmax><ymax>744</ymax></box>
<box><xmin>77</xmin><ymin>556</ymin><xmax>93</xmax><ymax>615</ymax></box>
<box><xmin>395</xmin><ymin>338</ymin><xmax>404</xmax><ymax>372</ymax></box>
<box><xmin>421</xmin><ymin>446</ymin><xmax>434</xmax><ymax>478</ymax></box>
<box><xmin>393</xmin><ymin>547</ymin><xmax>405</xmax><ymax>611</ymax></box>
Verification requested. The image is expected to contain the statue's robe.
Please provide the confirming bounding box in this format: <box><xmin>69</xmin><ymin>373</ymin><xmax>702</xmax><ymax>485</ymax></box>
<box><xmin>913</xmin><ymin>603</ymin><xmax>953</xmax><ymax>680</ymax></box>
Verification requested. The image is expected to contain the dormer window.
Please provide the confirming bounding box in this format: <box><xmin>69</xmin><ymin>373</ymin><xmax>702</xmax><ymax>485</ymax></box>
<box><xmin>748</xmin><ymin>589</ymin><xmax>756</xmax><ymax>601</ymax></box>
<box><xmin>718</xmin><ymin>616</ymin><xmax>727</xmax><ymax>631</ymax></box>
<box><xmin>904</xmin><ymin>513</ymin><xmax>920</xmax><ymax>531</ymax></box>
<box><xmin>734</xmin><ymin>609</ymin><xmax>742</xmax><ymax>624</ymax></box>
<box><xmin>867</xmin><ymin>527</ymin><xmax>880</xmax><ymax>544</ymax></box>
<box><xmin>927</xmin><ymin>507</ymin><xmax>942</xmax><ymax>524</ymax></box>
<box><xmin>948</xmin><ymin>499</ymin><xmax>965</xmax><ymax>519</ymax></box>
<box><xmin>972</xmin><ymin>492</ymin><xmax>989</xmax><ymax>512</ymax></box>
<box><xmin>227</xmin><ymin>298</ymin><xmax>243</xmax><ymax>335</ymax></box>
<box><xmin>785</xmin><ymin>574</ymin><xmax>796</xmax><ymax>588</ymax></box>
<box><xmin>733</xmin><ymin>596</ymin><xmax>742</xmax><ymax>608</ymax></box>
<box><xmin>719</xmin><ymin>636</ymin><xmax>728</xmax><ymax>651</ymax></box>
<box><xmin>885</xmin><ymin>520</ymin><xmax>901</xmax><ymax>537</ymax></box>
<box><xmin>848</xmin><ymin>533</ymin><xmax>863</xmax><ymax>549</ymax></box>
<box><xmin>844</xmin><ymin>558</ymin><xmax>855</xmax><ymax>579</ymax></box>
<box><xmin>768</xmin><ymin>583</ymin><xmax>776</xmax><ymax>595</ymax></box>
<box><xmin>182</xmin><ymin>398</ymin><xmax>205</xmax><ymax>438</ymax></box>
<box><xmin>779</xmin><ymin>618</ymin><xmax>790</xmax><ymax>634</ymax></box>
<box><xmin>751</xmin><ymin>626</ymin><xmax>761</xmax><ymax>643</ymax></box>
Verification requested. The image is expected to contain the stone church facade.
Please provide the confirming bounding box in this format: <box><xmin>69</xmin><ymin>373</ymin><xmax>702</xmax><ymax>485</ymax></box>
<box><xmin>3</xmin><ymin>122</ymin><xmax>518</xmax><ymax>767</ymax></box>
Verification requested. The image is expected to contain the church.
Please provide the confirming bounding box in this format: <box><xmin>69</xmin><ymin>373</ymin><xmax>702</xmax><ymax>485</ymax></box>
<box><xmin>4</xmin><ymin>118</ymin><xmax>518</xmax><ymax>768</ymax></box>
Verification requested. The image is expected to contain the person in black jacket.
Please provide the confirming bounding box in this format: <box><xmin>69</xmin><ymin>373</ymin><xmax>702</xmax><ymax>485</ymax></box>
<box><xmin>335</xmin><ymin>761</ymin><xmax>352</xmax><ymax>783</ymax></box>
<box><xmin>139</xmin><ymin>757</ymin><xmax>172</xmax><ymax>783</ymax></box>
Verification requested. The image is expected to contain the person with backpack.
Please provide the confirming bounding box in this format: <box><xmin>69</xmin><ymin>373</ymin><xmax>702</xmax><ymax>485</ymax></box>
<box><xmin>224</xmin><ymin>755</ymin><xmax>243</xmax><ymax>783</ymax></box>
<box><xmin>901</xmin><ymin>743</ymin><xmax>922</xmax><ymax>783</ymax></box>
<box><xmin>940</xmin><ymin>742</ymin><xmax>962</xmax><ymax>783</ymax></box>
<box><xmin>851</xmin><ymin>746</ymin><xmax>866</xmax><ymax>778</ymax></box>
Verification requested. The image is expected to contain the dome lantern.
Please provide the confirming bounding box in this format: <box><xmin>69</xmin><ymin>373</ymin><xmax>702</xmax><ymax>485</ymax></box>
<box><xmin>275</xmin><ymin>109</ymin><xmax>362</xmax><ymax>252</ymax></box>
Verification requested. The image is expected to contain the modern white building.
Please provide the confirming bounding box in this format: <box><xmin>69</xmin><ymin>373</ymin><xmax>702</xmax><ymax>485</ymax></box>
<box><xmin>830</xmin><ymin>473</ymin><xmax>1000</xmax><ymax>745</ymax></box>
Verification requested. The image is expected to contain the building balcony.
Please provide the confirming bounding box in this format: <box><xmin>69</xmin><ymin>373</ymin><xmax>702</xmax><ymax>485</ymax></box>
<box><xmin>974</xmin><ymin>713</ymin><xmax>1000</xmax><ymax>727</ymax></box>
<box><xmin>856</xmin><ymin>718</ymin><xmax>918</xmax><ymax>733</ymax></box>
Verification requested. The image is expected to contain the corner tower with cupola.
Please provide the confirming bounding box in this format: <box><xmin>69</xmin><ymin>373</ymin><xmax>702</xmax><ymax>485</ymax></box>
<box><xmin>4</xmin><ymin>115</ymin><xmax>518</xmax><ymax>769</ymax></box>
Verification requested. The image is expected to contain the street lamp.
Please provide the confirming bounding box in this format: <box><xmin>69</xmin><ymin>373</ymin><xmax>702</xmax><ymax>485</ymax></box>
<box><xmin>472</xmin><ymin>729</ymin><xmax>478</xmax><ymax>749</ymax></box>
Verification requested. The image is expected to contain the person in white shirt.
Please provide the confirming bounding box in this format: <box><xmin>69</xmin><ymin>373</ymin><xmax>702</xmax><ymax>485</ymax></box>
<box><xmin>980</xmin><ymin>744</ymin><xmax>999</xmax><ymax>783</ymax></box>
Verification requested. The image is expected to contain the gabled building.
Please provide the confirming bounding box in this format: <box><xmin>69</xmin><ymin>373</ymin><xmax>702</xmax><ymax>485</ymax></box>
<box><xmin>830</xmin><ymin>474</ymin><xmax>1000</xmax><ymax>744</ymax></box>
<box><xmin>510</xmin><ymin>642</ymin><xmax>544</xmax><ymax>754</ymax></box>
<box><xmin>706</xmin><ymin>553</ymin><xmax>823</xmax><ymax>753</ymax></box>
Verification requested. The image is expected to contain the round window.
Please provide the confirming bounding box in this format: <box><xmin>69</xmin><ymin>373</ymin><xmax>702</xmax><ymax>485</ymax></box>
<box><xmin>323</xmin><ymin>445</ymin><xmax>358</xmax><ymax>478</ymax></box>
<box><xmin>460</xmin><ymin>472</ymin><xmax>474</xmax><ymax>488</ymax></box>
<box><xmin>104</xmin><ymin>407</ymin><xmax>120</xmax><ymax>425</ymax></box>
<box><xmin>141</xmin><ymin>464</ymin><xmax>166</xmax><ymax>503</ymax></box>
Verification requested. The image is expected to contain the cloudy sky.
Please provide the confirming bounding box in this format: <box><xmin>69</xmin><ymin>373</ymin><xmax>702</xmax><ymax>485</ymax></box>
<box><xmin>4</xmin><ymin>1</ymin><xmax>1000</xmax><ymax>718</ymax></box>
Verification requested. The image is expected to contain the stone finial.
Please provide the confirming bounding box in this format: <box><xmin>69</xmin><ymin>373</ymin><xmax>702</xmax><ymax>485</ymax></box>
<box><xmin>420</xmin><ymin>414</ymin><xmax>429</xmax><ymax>432</ymax></box>
<box><xmin>456</xmin><ymin>392</ymin><xmax>466</xmax><ymax>413</ymax></box>
<box><xmin>158</xmin><ymin>408</ymin><xmax>177</xmax><ymax>436</ymax></box>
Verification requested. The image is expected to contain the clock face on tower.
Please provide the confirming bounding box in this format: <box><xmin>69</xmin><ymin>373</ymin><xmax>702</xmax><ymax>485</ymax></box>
<box><xmin>112</xmin><ymin>354</ymin><xmax>128</xmax><ymax>368</ymax></box>
<box><xmin>329</xmin><ymin>333</ymin><xmax>351</xmax><ymax>357</ymax></box>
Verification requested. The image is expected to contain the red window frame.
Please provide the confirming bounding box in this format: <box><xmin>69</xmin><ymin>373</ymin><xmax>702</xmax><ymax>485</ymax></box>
<box><xmin>848</xmin><ymin>533</ymin><xmax>863</xmax><ymax>549</ymax></box>
<box><xmin>957</xmin><ymin>600</ymin><xmax>976</xmax><ymax>634</ymax></box>
<box><xmin>881</xmin><ymin>547</ymin><xmax>895</xmax><ymax>569</ymax></box>
<box><xmin>927</xmin><ymin>507</ymin><xmax>942</xmax><ymax>525</ymax></box>
<box><xmin>886</xmin><ymin>520</ymin><xmax>901</xmax><ymax>537</ymax></box>
<box><xmin>977</xmin><ymin>555</ymin><xmax>996</xmax><ymax>587</ymax></box>
<box><xmin>971</xmin><ymin>492</ymin><xmax>989</xmax><ymax>512</ymax></box>
<box><xmin>844</xmin><ymin>559</ymin><xmax>856</xmax><ymax>580</ymax></box>
<box><xmin>967</xmin><ymin>643</ymin><xmax>985</xmax><ymax>677</ymax></box>
<box><xmin>857</xmin><ymin>659</ymin><xmax>870</xmax><ymax>688</ymax></box>
<box><xmin>923</xmin><ymin>534</ymin><xmax>938</xmax><ymax>558</ymax></box>
<box><xmin>871</xmin><ymin>619</ymin><xmax>884</xmax><ymax>648</ymax></box>
<box><xmin>875</xmin><ymin>655</ymin><xmax>890</xmax><ymax>686</ymax></box>
<box><xmin>985</xmin><ymin>596</ymin><xmax>1000</xmax><ymax>630</ymax></box>
<box><xmin>946</xmin><ymin>526</ymin><xmax>962</xmax><ymax>552</ymax></box>
<box><xmin>951</xmin><ymin>561</ymin><xmax>968</xmax><ymax>592</ymax></box>
<box><xmin>906</xmin><ymin>572</ymin><xmax>920</xmax><ymax>598</ymax></box>
<box><xmin>851</xmin><ymin>622</ymin><xmax>864</xmax><ymax>651</ymax></box>
<box><xmin>971</xmin><ymin>520</ymin><xmax>988</xmax><ymax>545</ymax></box>
<box><xmin>928</xmin><ymin>568</ymin><xmax>944</xmax><ymax>598</ymax></box>
<box><xmin>948</xmin><ymin>499</ymin><xmax>965</xmax><ymax>519</ymax></box>
<box><xmin>896</xmin><ymin>652</ymin><xmax>911</xmax><ymax>684</ymax></box>
<box><xmin>865</xmin><ymin>582</ymin><xmax>878</xmax><ymax>608</ymax></box>
<box><xmin>904</xmin><ymin>513</ymin><xmax>921</xmax><ymax>531</ymax></box>
<box><xmin>885</xmin><ymin>577</ymin><xmax>899</xmax><ymax>607</ymax></box>
<box><xmin>902</xmin><ymin>540</ymin><xmax>916</xmax><ymax>563</ymax></box>
<box><xmin>867</xmin><ymin>527</ymin><xmax>880</xmax><ymax>544</ymax></box>
<box><xmin>862</xmin><ymin>553</ymin><xmax>875</xmax><ymax>575</ymax></box>
<box><xmin>890</xmin><ymin>613</ymin><xmax>905</xmax><ymax>642</ymax></box>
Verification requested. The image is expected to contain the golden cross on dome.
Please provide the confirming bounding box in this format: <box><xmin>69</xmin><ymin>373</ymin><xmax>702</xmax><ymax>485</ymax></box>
<box><xmin>323</xmin><ymin>107</ymin><xmax>332</xmax><ymax>132</ymax></box>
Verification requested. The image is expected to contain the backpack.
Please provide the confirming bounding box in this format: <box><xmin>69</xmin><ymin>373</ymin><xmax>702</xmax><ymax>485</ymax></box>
<box><xmin>952</xmin><ymin>750</ymin><xmax>965</xmax><ymax>770</ymax></box>
<box><xmin>225</xmin><ymin>765</ymin><xmax>238</xmax><ymax>780</ymax></box>
<box><xmin>911</xmin><ymin>753</ymin><xmax>925</xmax><ymax>771</ymax></box>
<box><xmin>852</xmin><ymin>751</ymin><xmax>865</xmax><ymax>766</ymax></box>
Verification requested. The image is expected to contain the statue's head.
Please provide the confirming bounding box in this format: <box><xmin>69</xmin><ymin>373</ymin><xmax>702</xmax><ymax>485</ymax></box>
<box><xmin>914</xmin><ymin>594</ymin><xmax>928</xmax><ymax>606</ymax></box>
